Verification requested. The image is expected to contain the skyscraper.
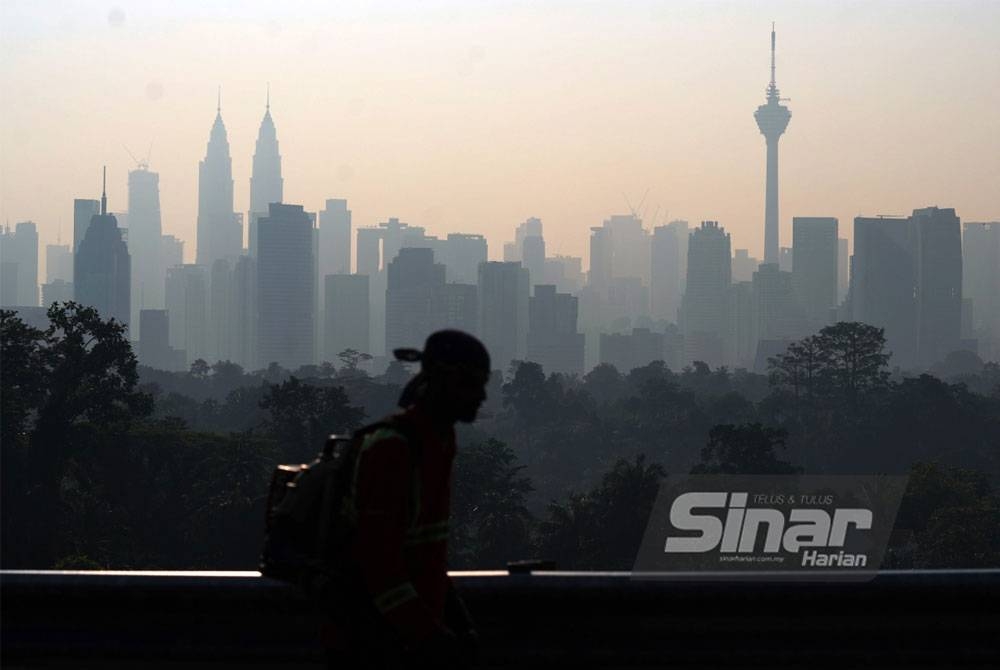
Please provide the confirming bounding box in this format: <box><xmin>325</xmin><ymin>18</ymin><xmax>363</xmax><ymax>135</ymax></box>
<box><xmin>651</xmin><ymin>223</ymin><xmax>686</xmax><ymax>322</ymax></box>
<box><xmin>74</xmin><ymin>173</ymin><xmax>130</xmax><ymax>326</ymax></box>
<box><xmin>196</xmin><ymin>93</ymin><xmax>241</xmax><ymax>267</ymax></box>
<box><xmin>248</xmin><ymin>89</ymin><xmax>284</xmax><ymax>258</ymax></box>
<box><xmin>257</xmin><ymin>203</ymin><xmax>316</xmax><ymax>369</ymax></box>
<box><xmin>681</xmin><ymin>221</ymin><xmax>732</xmax><ymax>367</ymax></box>
<box><xmin>478</xmin><ymin>261</ymin><xmax>529</xmax><ymax>371</ymax></box>
<box><xmin>852</xmin><ymin>216</ymin><xmax>917</xmax><ymax>367</ymax></box>
<box><xmin>325</xmin><ymin>274</ymin><xmax>369</xmax><ymax>361</ymax></box>
<box><xmin>319</xmin><ymin>198</ymin><xmax>351</xmax><ymax>277</ymax></box>
<box><xmin>127</xmin><ymin>163</ymin><xmax>164</xmax><ymax>334</ymax></box>
<box><xmin>0</xmin><ymin>222</ymin><xmax>39</xmax><ymax>306</ymax></box>
<box><xmin>792</xmin><ymin>217</ymin><xmax>838</xmax><ymax>331</ymax></box>
<box><xmin>385</xmin><ymin>247</ymin><xmax>446</xmax><ymax>353</ymax></box>
<box><xmin>527</xmin><ymin>284</ymin><xmax>584</xmax><ymax>375</ymax></box>
<box><xmin>911</xmin><ymin>207</ymin><xmax>962</xmax><ymax>367</ymax></box>
<box><xmin>963</xmin><ymin>222</ymin><xmax>1000</xmax><ymax>359</ymax></box>
<box><xmin>46</xmin><ymin>244</ymin><xmax>73</xmax><ymax>283</ymax></box>
<box><xmin>754</xmin><ymin>24</ymin><xmax>792</xmax><ymax>266</ymax></box>
<box><xmin>439</xmin><ymin>233</ymin><xmax>488</xmax><ymax>285</ymax></box>
<box><xmin>165</xmin><ymin>264</ymin><xmax>209</xmax><ymax>365</ymax></box>
<box><xmin>73</xmin><ymin>199</ymin><xmax>101</xmax><ymax>254</ymax></box>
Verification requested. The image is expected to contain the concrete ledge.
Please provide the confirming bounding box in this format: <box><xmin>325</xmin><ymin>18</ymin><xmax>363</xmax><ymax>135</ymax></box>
<box><xmin>3</xmin><ymin>570</ymin><xmax>1000</xmax><ymax>667</ymax></box>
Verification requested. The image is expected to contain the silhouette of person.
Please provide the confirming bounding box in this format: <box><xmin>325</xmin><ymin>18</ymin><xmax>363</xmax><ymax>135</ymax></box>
<box><xmin>323</xmin><ymin>330</ymin><xmax>489</xmax><ymax>669</ymax></box>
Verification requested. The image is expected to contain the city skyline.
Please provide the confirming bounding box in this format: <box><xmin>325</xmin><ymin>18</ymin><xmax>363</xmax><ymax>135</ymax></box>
<box><xmin>2</xmin><ymin>2</ymin><xmax>998</xmax><ymax>280</ymax></box>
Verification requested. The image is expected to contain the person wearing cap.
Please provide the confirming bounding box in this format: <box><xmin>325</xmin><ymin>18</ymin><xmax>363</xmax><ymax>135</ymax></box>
<box><xmin>324</xmin><ymin>330</ymin><xmax>490</xmax><ymax>668</ymax></box>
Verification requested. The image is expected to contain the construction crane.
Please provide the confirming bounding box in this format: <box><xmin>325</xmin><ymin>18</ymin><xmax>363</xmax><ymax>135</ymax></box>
<box><xmin>123</xmin><ymin>142</ymin><xmax>152</xmax><ymax>171</ymax></box>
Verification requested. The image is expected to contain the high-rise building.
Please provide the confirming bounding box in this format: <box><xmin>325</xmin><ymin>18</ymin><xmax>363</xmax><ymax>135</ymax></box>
<box><xmin>209</xmin><ymin>258</ymin><xmax>233</xmax><ymax>362</ymax></box>
<box><xmin>324</xmin><ymin>274</ymin><xmax>369</xmax><ymax>361</ymax></box>
<box><xmin>74</xmin><ymin>178</ymin><xmax>130</xmax><ymax>326</ymax></box>
<box><xmin>165</xmin><ymin>264</ymin><xmax>209</xmax><ymax>365</ymax></box>
<box><xmin>545</xmin><ymin>255</ymin><xmax>585</xmax><ymax>294</ymax></box>
<box><xmin>792</xmin><ymin>217</ymin><xmax>838</xmax><ymax>331</ymax></box>
<box><xmin>229</xmin><ymin>255</ymin><xmax>258</xmax><ymax>369</ymax></box>
<box><xmin>161</xmin><ymin>235</ymin><xmax>184</xmax><ymax>268</ymax></box>
<box><xmin>599</xmin><ymin>328</ymin><xmax>665</xmax><ymax>374</ymax></box>
<box><xmin>588</xmin><ymin>226</ymin><xmax>613</xmax><ymax>289</ymax></box>
<box><xmin>651</xmin><ymin>224</ymin><xmax>686</xmax><ymax>322</ymax></box>
<box><xmin>42</xmin><ymin>280</ymin><xmax>73</xmax><ymax>305</ymax></box>
<box><xmin>754</xmin><ymin>24</ymin><xmax>792</xmax><ymax>265</ymax></box>
<box><xmin>248</xmin><ymin>91</ymin><xmax>284</xmax><ymax>257</ymax></box>
<box><xmin>732</xmin><ymin>248</ymin><xmax>760</xmax><ymax>284</ymax></box>
<box><xmin>127</xmin><ymin>164</ymin><xmax>164</xmax><ymax>335</ymax></box>
<box><xmin>478</xmin><ymin>261</ymin><xmax>529</xmax><ymax>372</ymax></box>
<box><xmin>681</xmin><ymin>221</ymin><xmax>732</xmax><ymax>367</ymax></box>
<box><xmin>439</xmin><ymin>234</ymin><xmax>488</xmax><ymax>285</ymax></box>
<box><xmin>852</xmin><ymin>216</ymin><xmax>917</xmax><ymax>367</ymax></box>
<box><xmin>753</xmin><ymin>262</ymin><xmax>806</xmax><ymax>349</ymax></box>
<box><xmin>257</xmin><ymin>203</ymin><xmax>316</xmax><ymax>369</ymax></box>
<box><xmin>911</xmin><ymin>207</ymin><xmax>962</xmax><ymax>367</ymax></box>
<box><xmin>527</xmin><ymin>284</ymin><xmax>584</xmax><ymax>375</ymax></box>
<box><xmin>196</xmin><ymin>95</ymin><xmax>241</xmax><ymax>267</ymax></box>
<box><xmin>838</xmin><ymin>238</ymin><xmax>849</xmax><ymax>303</ymax></box>
<box><xmin>46</xmin><ymin>244</ymin><xmax>73</xmax><ymax>283</ymax></box>
<box><xmin>138</xmin><ymin>309</ymin><xmax>185</xmax><ymax>371</ymax></box>
<box><xmin>1</xmin><ymin>222</ymin><xmax>39</xmax><ymax>306</ymax></box>
<box><xmin>435</xmin><ymin>283</ymin><xmax>479</xmax><ymax>335</ymax></box>
<box><xmin>963</xmin><ymin>222</ymin><xmax>1000</xmax><ymax>359</ymax></box>
<box><xmin>385</xmin><ymin>247</ymin><xmax>446</xmax><ymax>353</ymax></box>
<box><xmin>604</xmin><ymin>214</ymin><xmax>651</xmax><ymax>286</ymax></box>
<box><xmin>319</xmin><ymin>199</ymin><xmax>351</xmax><ymax>279</ymax></box>
<box><xmin>522</xmin><ymin>235</ymin><xmax>546</xmax><ymax>286</ymax></box>
<box><xmin>73</xmin><ymin>199</ymin><xmax>101</xmax><ymax>254</ymax></box>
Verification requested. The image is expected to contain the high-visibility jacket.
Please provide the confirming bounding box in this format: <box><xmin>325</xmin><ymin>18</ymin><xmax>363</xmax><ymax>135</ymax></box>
<box><xmin>322</xmin><ymin>406</ymin><xmax>456</xmax><ymax>647</ymax></box>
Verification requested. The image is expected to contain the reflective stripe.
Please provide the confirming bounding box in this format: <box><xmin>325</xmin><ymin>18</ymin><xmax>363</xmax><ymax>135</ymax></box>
<box><xmin>346</xmin><ymin>428</ymin><xmax>406</xmax><ymax>522</ymax></box>
<box><xmin>373</xmin><ymin>582</ymin><xmax>418</xmax><ymax>613</ymax></box>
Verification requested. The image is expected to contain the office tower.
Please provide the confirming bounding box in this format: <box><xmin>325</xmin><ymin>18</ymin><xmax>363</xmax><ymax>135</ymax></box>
<box><xmin>732</xmin><ymin>249</ymin><xmax>759</xmax><ymax>284</ymax></box>
<box><xmin>46</xmin><ymin>244</ymin><xmax>73</xmax><ymax>283</ymax></box>
<box><xmin>588</xmin><ymin>226</ymin><xmax>613</xmax><ymax>289</ymax></box>
<box><xmin>503</xmin><ymin>243</ymin><xmax>517</xmax><ymax>262</ymax></box>
<box><xmin>681</xmin><ymin>221</ymin><xmax>732</xmax><ymax>367</ymax></box>
<box><xmin>42</xmin><ymin>280</ymin><xmax>74</xmax><ymax>305</ymax></box>
<box><xmin>527</xmin><ymin>284</ymin><xmax>584</xmax><ymax>375</ymax></box>
<box><xmin>248</xmin><ymin>91</ymin><xmax>284</xmax><ymax>257</ymax></box>
<box><xmin>478</xmin><ymin>261</ymin><xmax>530</xmax><ymax>372</ymax></box>
<box><xmin>385</xmin><ymin>247</ymin><xmax>446</xmax><ymax>353</ymax></box>
<box><xmin>753</xmin><ymin>262</ymin><xmax>806</xmax><ymax>347</ymax></box>
<box><xmin>73</xmin><ymin>199</ymin><xmax>101</xmax><ymax>253</ymax></box>
<box><xmin>0</xmin><ymin>262</ymin><xmax>15</xmax><ymax>306</ymax></box>
<box><xmin>599</xmin><ymin>328</ymin><xmax>665</xmax><ymax>373</ymax></box>
<box><xmin>127</xmin><ymin>164</ymin><xmax>164</xmax><ymax>336</ymax></box>
<box><xmin>603</xmin><ymin>214</ymin><xmax>651</xmax><ymax>286</ymax></box>
<box><xmin>165</xmin><ymin>264</ymin><xmax>209</xmax><ymax>365</ymax></box>
<box><xmin>911</xmin><ymin>207</ymin><xmax>962</xmax><ymax>367</ymax></box>
<box><xmin>545</xmin><ymin>255</ymin><xmax>585</xmax><ymax>294</ymax></box>
<box><xmin>522</xmin><ymin>235</ymin><xmax>545</xmax><ymax>286</ymax></box>
<box><xmin>729</xmin><ymin>281</ymin><xmax>756</xmax><ymax>369</ymax></box>
<box><xmin>257</xmin><ymin>203</ymin><xmax>315</xmax><ymax>369</ymax></box>
<box><xmin>504</xmin><ymin>217</ymin><xmax>543</xmax><ymax>263</ymax></box>
<box><xmin>651</xmin><ymin>224</ymin><xmax>685</xmax><ymax>322</ymax></box>
<box><xmin>228</xmin><ymin>255</ymin><xmax>258</xmax><ymax>369</ymax></box>
<box><xmin>138</xmin><ymin>309</ymin><xmax>184</xmax><ymax>371</ymax></box>
<box><xmin>779</xmin><ymin>247</ymin><xmax>793</xmax><ymax>273</ymax></box>
<box><xmin>196</xmin><ymin>94</ymin><xmax>241</xmax><ymax>267</ymax></box>
<box><xmin>963</xmin><ymin>222</ymin><xmax>1000</xmax><ymax>359</ymax></box>
<box><xmin>0</xmin><ymin>222</ymin><xmax>39</xmax><ymax>306</ymax></box>
<box><xmin>161</xmin><ymin>235</ymin><xmax>184</xmax><ymax>268</ymax></box>
<box><xmin>792</xmin><ymin>217</ymin><xmax>838</xmax><ymax>331</ymax></box>
<box><xmin>209</xmin><ymin>258</ymin><xmax>233</xmax><ymax>362</ymax></box>
<box><xmin>838</xmin><ymin>238</ymin><xmax>849</xmax><ymax>303</ymax></box>
<box><xmin>74</xmin><ymin>174</ymin><xmax>130</xmax><ymax>325</ymax></box>
<box><xmin>435</xmin><ymin>283</ymin><xmax>479</xmax><ymax>334</ymax></box>
<box><xmin>852</xmin><ymin>216</ymin><xmax>917</xmax><ymax>367</ymax></box>
<box><xmin>325</xmin><ymin>274</ymin><xmax>369</xmax><ymax>361</ymax></box>
<box><xmin>319</xmin><ymin>198</ymin><xmax>351</xmax><ymax>280</ymax></box>
<box><xmin>440</xmin><ymin>233</ymin><xmax>488</xmax><ymax>285</ymax></box>
<box><xmin>754</xmin><ymin>24</ymin><xmax>792</xmax><ymax>265</ymax></box>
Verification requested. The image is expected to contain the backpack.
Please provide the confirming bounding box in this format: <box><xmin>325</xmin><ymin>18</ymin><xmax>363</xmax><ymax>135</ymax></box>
<box><xmin>259</xmin><ymin>416</ymin><xmax>421</xmax><ymax>598</ymax></box>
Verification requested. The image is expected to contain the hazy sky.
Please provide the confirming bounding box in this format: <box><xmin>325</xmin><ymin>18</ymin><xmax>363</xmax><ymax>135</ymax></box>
<box><xmin>2</xmin><ymin>1</ymin><xmax>998</xmax><ymax>278</ymax></box>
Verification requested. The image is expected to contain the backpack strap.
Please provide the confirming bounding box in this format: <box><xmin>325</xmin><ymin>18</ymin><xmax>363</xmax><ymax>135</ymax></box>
<box><xmin>345</xmin><ymin>415</ymin><xmax>423</xmax><ymax>528</ymax></box>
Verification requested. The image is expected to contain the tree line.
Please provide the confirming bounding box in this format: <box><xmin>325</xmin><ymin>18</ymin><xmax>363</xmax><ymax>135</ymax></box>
<box><xmin>2</xmin><ymin>303</ymin><xmax>999</xmax><ymax>571</ymax></box>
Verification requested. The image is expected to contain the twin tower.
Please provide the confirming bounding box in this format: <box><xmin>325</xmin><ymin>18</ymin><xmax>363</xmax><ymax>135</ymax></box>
<box><xmin>196</xmin><ymin>88</ymin><xmax>283</xmax><ymax>270</ymax></box>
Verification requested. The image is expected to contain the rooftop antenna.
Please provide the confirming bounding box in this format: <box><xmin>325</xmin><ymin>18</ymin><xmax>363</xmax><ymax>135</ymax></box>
<box><xmin>770</xmin><ymin>21</ymin><xmax>776</xmax><ymax>88</ymax></box>
<box><xmin>101</xmin><ymin>166</ymin><xmax>107</xmax><ymax>215</ymax></box>
<box><xmin>217</xmin><ymin>85</ymin><xmax>221</xmax><ymax>115</ymax></box>
<box><xmin>266</xmin><ymin>82</ymin><xmax>270</xmax><ymax>112</ymax></box>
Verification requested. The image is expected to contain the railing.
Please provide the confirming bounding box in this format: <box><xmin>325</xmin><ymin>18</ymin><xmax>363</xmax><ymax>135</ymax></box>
<box><xmin>3</xmin><ymin>570</ymin><xmax>1000</xmax><ymax>668</ymax></box>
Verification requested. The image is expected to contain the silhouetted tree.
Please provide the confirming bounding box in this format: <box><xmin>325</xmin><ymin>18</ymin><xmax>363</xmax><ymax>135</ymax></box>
<box><xmin>692</xmin><ymin>423</ymin><xmax>799</xmax><ymax>474</ymax></box>
<box><xmin>259</xmin><ymin>376</ymin><xmax>366</xmax><ymax>461</ymax></box>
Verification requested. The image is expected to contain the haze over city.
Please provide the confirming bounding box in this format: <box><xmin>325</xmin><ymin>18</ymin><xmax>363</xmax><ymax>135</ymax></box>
<box><xmin>2</xmin><ymin>0</ymin><xmax>999</xmax><ymax>277</ymax></box>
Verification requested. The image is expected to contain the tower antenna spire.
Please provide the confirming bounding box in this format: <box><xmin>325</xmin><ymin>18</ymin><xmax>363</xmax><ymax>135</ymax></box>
<box><xmin>266</xmin><ymin>82</ymin><xmax>270</xmax><ymax>111</ymax></box>
<box><xmin>217</xmin><ymin>85</ymin><xmax>221</xmax><ymax>115</ymax></box>
<box><xmin>770</xmin><ymin>22</ymin><xmax>776</xmax><ymax>86</ymax></box>
<box><xmin>101</xmin><ymin>166</ymin><xmax>107</xmax><ymax>215</ymax></box>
